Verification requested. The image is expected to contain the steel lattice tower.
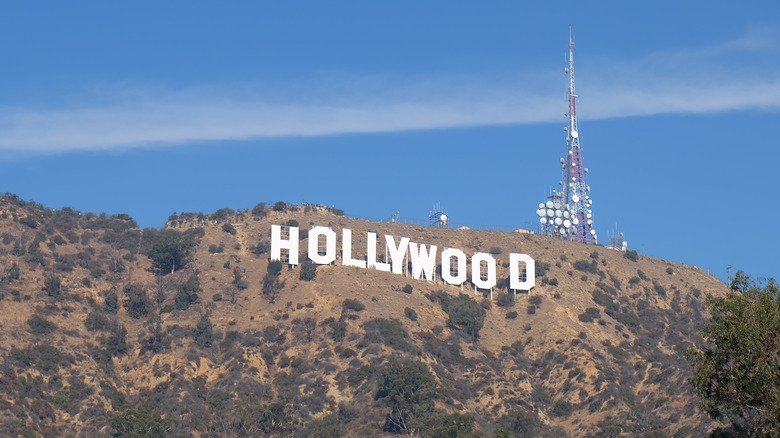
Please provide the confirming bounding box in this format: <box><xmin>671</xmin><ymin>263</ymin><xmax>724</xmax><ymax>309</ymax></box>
<box><xmin>536</xmin><ymin>28</ymin><xmax>597</xmax><ymax>244</ymax></box>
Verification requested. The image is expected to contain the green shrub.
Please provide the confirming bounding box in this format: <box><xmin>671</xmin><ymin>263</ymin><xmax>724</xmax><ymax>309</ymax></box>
<box><xmin>84</xmin><ymin>311</ymin><xmax>111</xmax><ymax>332</ymax></box>
<box><xmin>550</xmin><ymin>400</ymin><xmax>573</xmax><ymax>417</ymax></box>
<box><xmin>418</xmin><ymin>412</ymin><xmax>474</xmax><ymax>438</ymax></box>
<box><xmin>262</xmin><ymin>273</ymin><xmax>284</xmax><ymax>303</ymax></box>
<box><xmin>231</xmin><ymin>266</ymin><xmax>248</xmax><ymax>290</ymax></box>
<box><xmin>51</xmin><ymin>391</ymin><xmax>68</xmax><ymax>409</ymax></box>
<box><xmin>273</xmin><ymin>201</ymin><xmax>287</xmax><ymax>212</ymax></box>
<box><xmin>402</xmin><ymin>284</ymin><xmax>413</xmax><ymax>294</ymax></box>
<box><xmin>300</xmin><ymin>260</ymin><xmax>317</xmax><ymax>281</ymax></box>
<box><xmin>328</xmin><ymin>318</ymin><xmax>347</xmax><ymax>342</ymax></box>
<box><xmin>104</xmin><ymin>289</ymin><xmax>119</xmax><ymax>314</ymax></box>
<box><xmin>616</xmin><ymin>311</ymin><xmax>640</xmax><ymax>328</ymax></box>
<box><xmin>194</xmin><ymin>315</ymin><xmax>214</xmax><ymax>348</ymax></box>
<box><xmin>496</xmin><ymin>292</ymin><xmax>514</xmax><ymax>307</ymax></box>
<box><xmin>573</xmin><ymin>259</ymin><xmax>599</xmax><ymax>274</ymax></box>
<box><xmin>111</xmin><ymin>405</ymin><xmax>174</xmax><ymax>437</ymax></box>
<box><xmin>592</xmin><ymin>290</ymin><xmax>619</xmax><ymax>311</ymax></box>
<box><xmin>343</xmin><ymin>298</ymin><xmax>365</xmax><ymax>312</ymax></box>
<box><xmin>578</xmin><ymin>307</ymin><xmax>600</xmax><ymax>323</ymax></box>
<box><xmin>123</xmin><ymin>283</ymin><xmax>152</xmax><ymax>319</ymax></box>
<box><xmin>44</xmin><ymin>275</ymin><xmax>62</xmax><ymax>298</ymax></box>
<box><xmin>440</xmin><ymin>293</ymin><xmax>486</xmax><ymax>338</ymax></box>
<box><xmin>267</xmin><ymin>260</ymin><xmax>283</xmax><ymax>276</ymax></box>
<box><xmin>251</xmin><ymin>240</ymin><xmax>271</xmax><ymax>255</ymax></box>
<box><xmin>208</xmin><ymin>244</ymin><xmax>224</xmax><ymax>254</ymax></box>
<box><xmin>368</xmin><ymin>318</ymin><xmax>410</xmax><ymax>351</ymax></box>
<box><xmin>175</xmin><ymin>274</ymin><xmax>201</xmax><ymax>310</ymax></box>
<box><xmin>506</xmin><ymin>311</ymin><xmax>518</xmax><ymax>319</ymax></box>
<box><xmin>27</xmin><ymin>314</ymin><xmax>57</xmax><ymax>334</ymax></box>
<box><xmin>251</xmin><ymin>202</ymin><xmax>267</xmax><ymax>217</ymax></box>
<box><xmin>624</xmin><ymin>249</ymin><xmax>639</xmax><ymax>262</ymax></box>
<box><xmin>498</xmin><ymin>409</ymin><xmax>541</xmax><ymax>437</ymax></box>
<box><xmin>222</xmin><ymin>223</ymin><xmax>237</xmax><ymax>235</ymax></box>
<box><xmin>404</xmin><ymin>307</ymin><xmax>418</xmax><ymax>321</ymax></box>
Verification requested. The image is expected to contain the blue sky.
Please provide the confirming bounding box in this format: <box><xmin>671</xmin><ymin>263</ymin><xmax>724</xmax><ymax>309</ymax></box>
<box><xmin>0</xmin><ymin>2</ymin><xmax>777</xmax><ymax>282</ymax></box>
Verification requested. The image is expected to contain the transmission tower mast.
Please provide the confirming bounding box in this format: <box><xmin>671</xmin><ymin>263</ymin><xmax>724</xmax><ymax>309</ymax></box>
<box><xmin>536</xmin><ymin>27</ymin><xmax>597</xmax><ymax>244</ymax></box>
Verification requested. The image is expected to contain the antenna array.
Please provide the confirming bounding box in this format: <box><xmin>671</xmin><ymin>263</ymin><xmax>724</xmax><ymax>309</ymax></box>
<box><xmin>536</xmin><ymin>28</ymin><xmax>597</xmax><ymax>244</ymax></box>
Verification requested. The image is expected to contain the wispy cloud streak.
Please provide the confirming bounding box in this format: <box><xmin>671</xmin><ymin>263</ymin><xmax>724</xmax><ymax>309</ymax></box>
<box><xmin>1</xmin><ymin>30</ymin><xmax>779</xmax><ymax>154</ymax></box>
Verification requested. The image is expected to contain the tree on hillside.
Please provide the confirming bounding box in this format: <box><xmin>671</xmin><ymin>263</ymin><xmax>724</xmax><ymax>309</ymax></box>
<box><xmin>144</xmin><ymin>229</ymin><xmax>196</xmax><ymax>275</ymax></box>
<box><xmin>685</xmin><ymin>271</ymin><xmax>780</xmax><ymax>436</ymax></box>
<box><xmin>375</xmin><ymin>359</ymin><xmax>438</xmax><ymax>434</ymax></box>
<box><xmin>442</xmin><ymin>293</ymin><xmax>486</xmax><ymax>338</ymax></box>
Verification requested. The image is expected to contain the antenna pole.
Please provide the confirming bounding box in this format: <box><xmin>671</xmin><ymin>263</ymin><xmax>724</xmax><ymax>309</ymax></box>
<box><xmin>535</xmin><ymin>27</ymin><xmax>597</xmax><ymax>244</ymax></box>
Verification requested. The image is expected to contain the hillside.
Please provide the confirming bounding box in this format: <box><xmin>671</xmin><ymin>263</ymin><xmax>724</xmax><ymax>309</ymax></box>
<box><xmin>0</xmin><ymin>195</ymin><xmax>729</xmax><ymax>437</ymax></box>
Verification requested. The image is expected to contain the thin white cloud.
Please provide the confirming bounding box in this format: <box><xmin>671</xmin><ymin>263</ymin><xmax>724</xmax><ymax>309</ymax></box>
<box><xmin>0</xmin><ymin>29</ymin><xmax>778</xmax><ymax>154</ymax></box>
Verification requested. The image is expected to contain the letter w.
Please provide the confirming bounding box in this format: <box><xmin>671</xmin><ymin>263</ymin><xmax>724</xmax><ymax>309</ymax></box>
<box><xmin>408</xmin><ymin>242</ymin><xmax>437</xmax><ymax>281</ymax></box>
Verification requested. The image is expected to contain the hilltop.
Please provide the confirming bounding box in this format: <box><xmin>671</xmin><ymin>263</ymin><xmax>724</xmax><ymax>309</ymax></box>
<box><xmin>0</xmin><ymin>195</ymin><xmax>729</xmax><ymax>437</ymax></box>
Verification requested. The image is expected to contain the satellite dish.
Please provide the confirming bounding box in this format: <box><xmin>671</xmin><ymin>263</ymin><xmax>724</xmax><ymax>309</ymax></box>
<box><xmin>555</xmin><ymin>210</ymin><xmax>562</xmax><ymax>218</ymax></box>
<box><xmin>587</xmin><ymin>219</ymin><xmax>593</xmax><ymax>225</ymax></box>
<box><xmin>572</xmin><ymin>217</ymin><xmax>579</xmax><ymax>224</ymax></box>
<box><xmin>440</xmin><ymin>214</ymin><xmax>448</xmax><ymax>221</ymax></box>
<box><xmin>563</xmin><ymin>219</ymin><xmax>571</xmax><ymax>228</ymax></box>
<box><xmin>571</xmin><ymin>130</ymin><xmax>578</xmax><ymax>138</ymax></box>
<box><xmin>546</xmin><ymin>201</ymin><xmax>554</xmax><ymax>209</ymax></box>
<box><xmin>572</xmin><ymin>195</ymin><xmax>580</xmax><ymax>203</ymax></box>
<box><xmin>563</xmin><ymin>211</ymin><xmax>570</xmax><ymax>219</ymax></box>
<box><xmin>554</xmin><ymin>217</ymin><xmax>563</xmax><ymax>225</ymax></box>
<box><xmin>537</xmin><ymin>209</ymin><xmax>545</xmax><ymax>217</ymax></box>
<box><xmin>540</xmin><ymin>217</ymin><xmax>548</xmax><ymax>224</ymax></box>
<box><xmin>586</xmin><ymin>213</ymin><xmax>592</xmax><ymax>218</ymax></box>
<box><xmin>553</xmin><ymin>202</ymin><xmax>562</xmax><ymax>209</ymax></box>
<box><xmin>559</xmin><ymin>228</ymin><xmax>566</xmax><ymax>234</ymax></box>
<box><xmin>538</xmin><ymin>203</ymin><xmax>545</xmax><ymax>209</ymax></box>
<box><xmin>560</xmin><ymin>157</ymin><xmax>564</xmax><ymax>163</ymax></box>
<box><xmin>547</xmin><ymin>209</ymin><xmax>555</xmax><ymax>217</ymax></box>
<box><xmin>590</xmin><ymin>229</ymin><xmax>597</xmax><ymax>235</ymax></box>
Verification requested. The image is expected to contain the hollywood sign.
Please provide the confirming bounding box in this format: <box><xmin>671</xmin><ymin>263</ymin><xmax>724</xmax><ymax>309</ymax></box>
<box><xmin>270</xmin><ymin>225</ymin><xmax>535</xmax><ymax>292</ymax></box>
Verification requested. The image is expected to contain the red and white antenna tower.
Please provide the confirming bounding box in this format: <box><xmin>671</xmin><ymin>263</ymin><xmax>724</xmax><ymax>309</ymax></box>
<box><xmin>536</xmin><ymin>27</ymin><xmax>597</xmax><ymax>244</ymax></box>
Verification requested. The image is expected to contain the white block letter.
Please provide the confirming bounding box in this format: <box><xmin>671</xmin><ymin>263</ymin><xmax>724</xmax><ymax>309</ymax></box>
<box><xmin>385</xmin><ymin>235</ymin><xmax>410</xmax><ymax>275</ymax></box>
<box><xmin>271</xmin><ymin>224</ymin><xmax>299</xmax><ymax>265</ymax></box>
<box><xmin>408</xmin><ymin>242</ymin><xmax>437</xmax><ymax>281</ymax></box>
<box><xmin>441</xmin><ymin>248</ymin><xmax>467</xmax><ymax>285</ymax></box>
<box><xmin>342</xmin><ymin>228</ymin><xmax>366</xmax><ymax>268</ymax></box>
<box><xmin>308</xmin><ymin>226</ymin><xmax>336</xmax><ymax>265</ymax></box>
<box><xmin>367</xmin><ymin>232</ymin><xmax>391</xmax><ymax>272</ymax></box>
<box><xmin>471</xmin><ymin>252</ymin><xmax>496</xmax><ymax>290</ymax></box>
<box><xmin>509</xmin><ymin>253</ymin><xmax>536</xmax><ymax>291</ymax></box>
